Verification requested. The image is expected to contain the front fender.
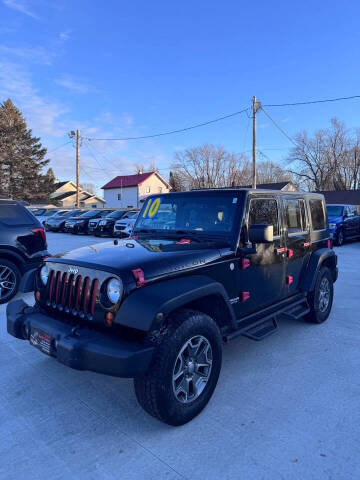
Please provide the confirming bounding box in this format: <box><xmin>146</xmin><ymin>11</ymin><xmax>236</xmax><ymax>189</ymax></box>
<box><xmin>115</xmin><ymin>275</ymin><xmax>236</xmax><ymax>332</ymax></box>
<box><xmin>301</xmin><ymin>248</ymin><xmax>337</xmax><ymax>292</ymax></box>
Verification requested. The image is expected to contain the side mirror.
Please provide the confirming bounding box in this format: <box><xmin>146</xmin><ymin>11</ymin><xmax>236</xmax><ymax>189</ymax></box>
<box><xmin>249</xmin><ymin>225</ymin><xmax>274</xmax><ymax>244</ymax></box>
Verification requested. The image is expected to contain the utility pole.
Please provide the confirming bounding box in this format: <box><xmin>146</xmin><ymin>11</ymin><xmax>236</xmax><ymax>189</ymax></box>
<box><xmin>76</xmin><ymin>129</ymin><xmax>80</xmax><ymax>208</ymax></box>
<box><xmin>252</xmin><ymin>96</ymin><xmax>257</xmax><ymax>189</ymax></box>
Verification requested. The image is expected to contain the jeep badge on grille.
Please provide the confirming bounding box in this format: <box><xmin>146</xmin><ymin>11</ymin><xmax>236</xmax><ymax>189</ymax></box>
<box><xmin>68</xmin><ymin>266</ymin><xmax>79</xmax><ymax>275</ymax></box>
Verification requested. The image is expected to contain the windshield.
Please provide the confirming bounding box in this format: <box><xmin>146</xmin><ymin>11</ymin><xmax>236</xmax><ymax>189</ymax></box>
<box><xmin>34</xmin><ymin>209</ymin><xmax>47</xmax><ymax>216</ymax></box>
<box><xmin>64</xmin><ymin>210</ymin><xmax>82</xmax><ymax>217</ymax></box>
<box><xmin>106</xmin><ymin>210</ymin><xmax>126</xmax><ymax>219</ymax></box>
<box><xmin>327</xmin><ymin>206</ymin><xmax>344</xmax><ymax>216</ymax></box>
<box><xmin>134</xmin><ymin>193</ymin><xmax>241</xmax><ymax>237</ymax></box>
<box><xmin>42</xmin><ymin>210</ymin><xmax>59</xmax><ymax>217</ymax></box>
<box><xmin>123</xmin><ymin>211</ymin><xmax>138</xmax><ymax>219</ymax></box>
<box><xmin>80</xmin><ymin>210</ymin><xmax>99</xmax><ymax>218</ymax></box>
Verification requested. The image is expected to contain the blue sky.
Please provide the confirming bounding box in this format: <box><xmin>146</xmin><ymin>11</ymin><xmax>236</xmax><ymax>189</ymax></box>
<box><xmin>1</xmin><ymin>0</ymin><xmax>360</xmax><ymax>193</ymax></box>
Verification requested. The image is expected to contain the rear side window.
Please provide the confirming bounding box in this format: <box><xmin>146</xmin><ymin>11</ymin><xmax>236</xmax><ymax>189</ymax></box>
<box><xmin>249</xmin><ymin>198</ymin><xmax>279</xmax><ymax>236</ymax></box>
<box><xmin>284</xmin><ymin>198</ymin><xmax>308</xmax><ymax>233</ymax></box>
<box><xmin>0</xmin><ymin>204</ymin><xmax>36</xmax><ymax>226</ymax></box>
<box><xmin>309</xmin><ymin>199</ymin><xmax>326</xmax><ymax>230</ymax></box>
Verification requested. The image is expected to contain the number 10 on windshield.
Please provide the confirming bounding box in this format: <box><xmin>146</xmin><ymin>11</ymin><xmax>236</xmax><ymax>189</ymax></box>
<box><xmin>142</xmin><ymin>197</ymin><xmax>161</xmax><ymax>219</ymax></box>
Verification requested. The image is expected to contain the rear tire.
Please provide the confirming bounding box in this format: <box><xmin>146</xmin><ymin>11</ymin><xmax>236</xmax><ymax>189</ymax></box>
<box><xmin>0</xmin><ymin>259</ymin><xmax>21</xmax><ymax>304</ymax></box>
<box><xmin>305</xmin><ymin>266</ymin><xmax>333</xmax><ymax>324</ymax></box>
<box><xmin>134</xmin><ymin>309</ymin><xmax>222</xmax><ymax>426</ymax></box>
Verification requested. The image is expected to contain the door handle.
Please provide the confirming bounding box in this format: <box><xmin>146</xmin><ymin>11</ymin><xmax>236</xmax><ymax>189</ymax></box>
<box><xmin>274</xmin><ymin>247</ymin><xmax>286</xmax><ymax>255</ymax></box>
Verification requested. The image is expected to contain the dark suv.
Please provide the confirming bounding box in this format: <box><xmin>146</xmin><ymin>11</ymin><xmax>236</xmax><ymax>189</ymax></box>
<box><xmin>64</xmin><ymin>210</ymin><xmax>113</xmax><ymax>234</ymax></box>
<box><xmin>45</xmin><ymin>210</ymin><xmax>83</xmax><ymax>232</ymax></box>
<box><xmin>94</xmin><ymin>210</ymin><xmax>136</xmax><ymax>237</ymax></box>
<box><xmin>0</xmin><ymin>200</ymin><xmax>48</xmax><ymax>304</ymax></box>
<box><xmin>7</xmin><ymin>189</ymin><xmax>337</xmax><ymax>425</ymax></box>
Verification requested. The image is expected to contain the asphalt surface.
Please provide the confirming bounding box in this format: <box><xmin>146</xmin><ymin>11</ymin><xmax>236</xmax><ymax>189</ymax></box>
<box><xmin>1</xmin><ymin>232</ymin><xmax>359</xmax><ymax>480</ymax></box>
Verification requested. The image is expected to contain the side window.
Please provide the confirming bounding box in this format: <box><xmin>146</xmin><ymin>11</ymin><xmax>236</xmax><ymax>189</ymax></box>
<box><xmin>284</xmin><ymin>198</ymin><xmax>308</xmax><ymax>233</ymax></box>
<box><xmin>300</xmin><ymin>199</ymin><xmax>308</xmax><ymax>230</ymax></box>
<box><xmin>309</xmin><ymin>199</ymin><xmax>326</xmax><ymax>230</ymax></box>
<box><xmin>249</xmin><ymin>198</ymin><xmax>279</xmax><ymax>236</ymax></box>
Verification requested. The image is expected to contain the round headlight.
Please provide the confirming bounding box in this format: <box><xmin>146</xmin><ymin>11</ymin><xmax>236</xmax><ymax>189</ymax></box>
<box><xmin>40</xmin><ymin>265</ymin><xmax>49</xmax><ymax>285</ymax></box>
<box><xmin>106</xmin><ymin>278</ymin><xmax>123</xmax><ymax>304</ymax></box>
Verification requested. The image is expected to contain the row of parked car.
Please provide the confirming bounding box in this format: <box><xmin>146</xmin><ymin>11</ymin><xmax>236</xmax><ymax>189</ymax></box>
<box><xmin>29</xmin><ymin>208</ymin><xmax>139</xmax><ymax>238</ymax></box>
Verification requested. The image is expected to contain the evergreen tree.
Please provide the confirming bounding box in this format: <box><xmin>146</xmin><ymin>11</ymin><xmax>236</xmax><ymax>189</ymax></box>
<box><xmin>169</xmin><ymin>170</ymin><xmax>183</xmax><ymax>191</ymax></box>
<box><xmin>0</xmin><ymin>99</ymin><xmax>53</xmax><ymax>202</ymax></box>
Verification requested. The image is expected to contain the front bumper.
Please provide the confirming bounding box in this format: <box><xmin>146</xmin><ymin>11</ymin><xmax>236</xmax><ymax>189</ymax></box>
<box><xmin>7</xmin><ymin>300</ymin><xmax>154</xmax><ymax>378</ymax></box>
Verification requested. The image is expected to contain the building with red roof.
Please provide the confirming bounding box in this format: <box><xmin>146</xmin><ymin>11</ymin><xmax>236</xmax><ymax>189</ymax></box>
<box><xmin>102</xmin><ymin>171</ymin><xmax>171</xmax><ymax>208</ymax></box>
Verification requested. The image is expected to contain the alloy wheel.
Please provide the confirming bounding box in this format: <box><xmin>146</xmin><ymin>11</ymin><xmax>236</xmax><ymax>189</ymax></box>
<box><xmin>172</xmin><ymin>335</ymin><xmax>213</xmax><ymax>404</ymax></box>
<box><xmin>318</xmin><ymin>277</ymin><xmax>330</xmax><ymax>313</ymax></box>
<box><xmin>0</xmin><ymin>265</ymin><xmax>17</xmax><ymax>301</ymax></box>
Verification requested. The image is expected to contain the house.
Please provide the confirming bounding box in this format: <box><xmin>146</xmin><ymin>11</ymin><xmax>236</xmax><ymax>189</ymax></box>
<box><xmin>102</xmin><ymin>172</ymin><xmax>171</xmax><ymax>208</ymax></box>
<box><xmin>240</xmin><ymin>181</ymin><xmax>297</xmax><ymax>191</ymax></box>
<box><xmin>317</xmin><ymin>189</ymin><xmax>360</xmax><ymax>212</ymax></box>
<box><xmin>50</xmin><ymin>181</ymin><xmax>105</xmax><ymax>208</ymax></box>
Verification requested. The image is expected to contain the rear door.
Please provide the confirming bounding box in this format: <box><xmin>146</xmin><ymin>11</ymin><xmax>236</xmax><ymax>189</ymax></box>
<box><xmin>281</xmin><ymin>196</ymin><xmax>310</xmax><ymax>295</ymax></box>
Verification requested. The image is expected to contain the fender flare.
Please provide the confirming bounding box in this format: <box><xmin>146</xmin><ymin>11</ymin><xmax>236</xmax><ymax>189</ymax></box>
<box><xmin>0</xmin><ymin>248</ymin><xmax>26</xmax><ymax>270</ymax></box>
<box><xmin>301</xmin><ymin>248</ymin><xmax>337</xmax><ymax>292</ymax></box>
<box><xmin>115</xmin><ymin>274</ymin><xmax>237</xmax><ymax>332</ymax></box>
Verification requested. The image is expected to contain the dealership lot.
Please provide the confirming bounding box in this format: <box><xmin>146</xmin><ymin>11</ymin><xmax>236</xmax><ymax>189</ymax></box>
<box><xmin>0</xmin><ymin>233</ymin><xmax>359</xmax><ymax>480</ymax></box>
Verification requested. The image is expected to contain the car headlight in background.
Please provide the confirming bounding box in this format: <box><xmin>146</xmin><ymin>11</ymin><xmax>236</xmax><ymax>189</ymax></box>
<box><xmin>106</xmin><ymin>278</ymin><xmax>123</xmax><ymax>304</ymax></box>
<box><xmin>329</xmin><ymin>223</ymin><xmax>337</xmax><ymax>229</ymax></box>
<box><xmin>40</xmin><ymin>265</ymin><xmax>49</xmax><ymax>285</ymax></box>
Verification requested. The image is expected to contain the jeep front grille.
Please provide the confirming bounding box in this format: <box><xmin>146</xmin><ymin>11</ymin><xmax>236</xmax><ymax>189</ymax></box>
<box><xmin>46</xmin><ymin>268</ymin><xmax>99</xmax><ymax>317</ymax></box>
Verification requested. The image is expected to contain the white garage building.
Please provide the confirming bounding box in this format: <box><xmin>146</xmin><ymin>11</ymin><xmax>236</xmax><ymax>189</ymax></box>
<box><xmin>102</xmin><ymin>171</ymin><xmax>171</xmax><ymax>208</ymax></box>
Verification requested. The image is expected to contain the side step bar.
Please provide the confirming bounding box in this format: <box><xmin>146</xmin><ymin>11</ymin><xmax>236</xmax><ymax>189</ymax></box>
<box><xmin>242</xmin><ymin>318</ymin><xmax>278</xmax><ymax>341</ymax></box>
<box><xmin>223</xmin><ymin>295</ymin><xmax>310</xmax><ymax>343</ymax></box>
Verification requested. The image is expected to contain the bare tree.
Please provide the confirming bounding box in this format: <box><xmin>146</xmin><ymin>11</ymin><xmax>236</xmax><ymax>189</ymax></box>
<box><xmin>172</xmin><ymin>144</ymin><xmax>251</xmax><ymax>189</ymax></box>
<box><xmin>286</xmin><ymin>118</ymin><xmax>360</xmax><ymax>191</ymax></box>
<box><xmin>134</xmin><ymin>161</ymin><xmax>157</xmax><ymax>175</ymax></box>
<box><xmin>257</xmin><ymin>160</ymin><xmax>291</xmax><ymax>184</ymax></box>
<box><xmin>80</xmin><ymin>182</ymin><xmax>96</xmax><ymax>194</ymax></box>
<box><xmin>171</xmin><ymin>144</ymin><xmax>290</xmax><ymax>190</ymax></box>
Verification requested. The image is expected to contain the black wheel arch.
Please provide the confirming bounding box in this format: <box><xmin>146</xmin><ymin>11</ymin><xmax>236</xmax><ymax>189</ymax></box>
<box><xmin>115</xmin><ymin>275</ymin><xmax>237</xmax><ymax>333</ymax></box>
<box><xmin>0</xmin><ymin>248</ymin><xmax>26</xmax><ymax>273</ymax></box>
<box><xmin>301</xmin><ymin>248</ymin><xmax>337</xmax><ymax>292</ymax></box>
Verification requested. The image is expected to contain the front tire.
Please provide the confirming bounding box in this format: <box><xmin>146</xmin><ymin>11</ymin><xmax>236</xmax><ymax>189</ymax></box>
<box><xmin>0</xmin><ymin>259</ymin><xmax>21</xmax><ymax>304</ymax></box>
<box><xmin>134</xmin><ymin>309</ymin><xmax>222</xmax><ymax>426</ymax></box>
<box><xmin>335</xmin><ymin>228</ymin><xmax>344</xmax><ymax>246</ymax></box>
<box><xmin>305</xmin><ymin>266</ymin><xmax>334</xmax><ymax>323</ymax></box>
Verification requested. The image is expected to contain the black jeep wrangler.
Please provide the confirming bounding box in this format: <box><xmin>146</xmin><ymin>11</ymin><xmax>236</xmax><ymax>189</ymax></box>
<box><xmin>7</xmin><ymin>189</ymin><xmax>337</xmax><ymax>425</ymax></box>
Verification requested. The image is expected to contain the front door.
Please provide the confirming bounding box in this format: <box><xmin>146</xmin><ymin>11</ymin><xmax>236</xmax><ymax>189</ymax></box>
<box><xmin>344</xmin><ymin>206</ymin><xmax>357</xmax><ymax>238</ymax></box>
<box><xmin>232</xmin><ymin>195</ymin><xmax>287</xmax><ymax>319</ymax></box>
<box><xmin>281</xmin><ymin>196</ymin><xmax>311</xmax><ymax>296</ymax></box>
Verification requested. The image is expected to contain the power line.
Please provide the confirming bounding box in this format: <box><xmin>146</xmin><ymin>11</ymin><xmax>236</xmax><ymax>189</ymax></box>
<box><xmin>47</xmin><ymin>141</ymin><xmax>72</xmax><ymax>153</ymax></box>
<box><xmin>85</xmin><ymin>107</ymin><xmax>250</xmax><ymax>141</ymax></box>
<box><xmin>263</xmin><ymin>95</ymin><xmax>360</xmax><ymax>107</ymax></box>
<box><xmin>260</xmin><ymin>106</ymin><xmax>298</xmax><ymax>147</ymax></box>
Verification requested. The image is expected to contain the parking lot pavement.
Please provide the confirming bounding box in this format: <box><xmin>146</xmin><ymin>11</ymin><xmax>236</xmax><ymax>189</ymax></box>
<box><xmin>1</xmin><ymin>233</ymin><xmax>360</xmax><ymax>480</ymax></box>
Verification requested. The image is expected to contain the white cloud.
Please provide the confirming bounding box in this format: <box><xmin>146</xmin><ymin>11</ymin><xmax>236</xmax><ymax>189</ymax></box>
<box><xmin>2</xmin><ymin>0</ymin><xmax>39</xmax><ymax>19</ymax></box>
<box><xmin>59</xmin><ymin>31</ymin><xmax>70</xmax><ymax>41</ymax></box>
<box><xmin>0</xmin><ymin>61</ymin><xmax>170</xmax><ymax>186</ymax></box>
<box><xmin>0</xmin><ymin>61</ymin><xmax>67</xmax><ymax>136</ymax></box>
<box><xmin>55</xmin><ymin>76</ymin><xmax>95</xmax><ymax>95</ymax></box>
<box><xmin>0</xmin><ymin>45</ymin><xmax>54</xmax><ymax>65</ymax></box>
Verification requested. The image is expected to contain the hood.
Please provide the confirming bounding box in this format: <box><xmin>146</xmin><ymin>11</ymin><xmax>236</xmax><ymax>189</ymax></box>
<box><xmin>48</xmin><ymin>238</ymin><xmax>227</xmax><ymax>284</ymax></box>
<box><xmin>328</xmin><ymin>215</ymin><xmax>343</xmax><ymax>224</ymax></box>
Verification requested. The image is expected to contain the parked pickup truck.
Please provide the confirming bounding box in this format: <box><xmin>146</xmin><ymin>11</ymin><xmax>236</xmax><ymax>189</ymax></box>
<box><xmin>326</xmin><ymin>204</ymin><xmax>360</xmax><ymax>246</ymax></box>
<box><xmin>7</xmin><ymin>189</ymin><xmax>337</xmax><ymax>425</ymax></box>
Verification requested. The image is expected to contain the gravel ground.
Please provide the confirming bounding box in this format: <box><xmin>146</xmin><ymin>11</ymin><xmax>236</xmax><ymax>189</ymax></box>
<box><xmin>0</xmin><ymin>232</ymin><xmax>359</xmax><ymax>480</ymax></box>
